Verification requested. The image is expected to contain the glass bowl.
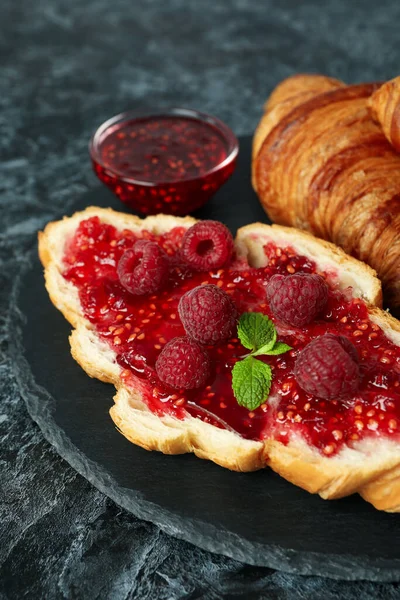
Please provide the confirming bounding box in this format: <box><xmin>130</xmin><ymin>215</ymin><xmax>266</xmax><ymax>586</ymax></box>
<box><xmin>89</xmin><ymin>107</ymin><xmax>239</xmax><ymax>216</ymax></box>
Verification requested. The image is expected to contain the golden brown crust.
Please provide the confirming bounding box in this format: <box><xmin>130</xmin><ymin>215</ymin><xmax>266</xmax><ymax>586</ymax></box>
<box><xmin>265</xmin><ymin>74</ymin><xmax>345</xmax><ymax>112</ymax></box>
<box><xmin>38</xmin><ymin>206</ymin><xmax>400</xmax><ymax>510</ymax></box>
<box><xmin>253</xmin><ymin>74</ymin><xmax>345</xmax><ymax>171</ymax></box>
<box><xmin>360</xmin><ymin>465</ymin><xmax>400</xmax><ymax>512</ymax></box>
<box><xmin>252</xmin><ymin>77</ymin><xmax>400</xmax><ymax>312</ymax></box>
<box><xmin>266</xmin><ymin>437</ymin><xmax>400</xmax><ymax>500</ymax></box>
<box><xmin>369</xmin><ymin>76</ymin><xmax>400</xmax><ymax>153</ymax></box>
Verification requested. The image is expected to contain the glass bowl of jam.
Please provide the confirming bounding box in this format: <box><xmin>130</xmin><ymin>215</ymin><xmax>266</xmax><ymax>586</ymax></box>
<box><xmin>90</xmin><ymin>108</ymin><xmax>239</xmax><ymax>216</ymax></box>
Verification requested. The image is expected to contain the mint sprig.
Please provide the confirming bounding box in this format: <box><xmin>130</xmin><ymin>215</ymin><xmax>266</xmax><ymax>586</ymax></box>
<box><xmin>232</xmin><ymin>313</ymin><xmax>291</xmax><ymax>411</ymax></box>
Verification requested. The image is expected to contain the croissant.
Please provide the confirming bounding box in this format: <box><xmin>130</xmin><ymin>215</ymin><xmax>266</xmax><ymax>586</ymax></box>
<box><xmin>369</xmin><ymin>76</ymin><xmax>400</xmax><ymax>152</ymax></box>
<box><xmin>252</xmin><ymin>74</ymin><xmax>400</xmax><ymax>313</ymax></box>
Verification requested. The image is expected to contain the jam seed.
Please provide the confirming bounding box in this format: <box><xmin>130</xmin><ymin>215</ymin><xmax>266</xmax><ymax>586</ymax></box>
<box><xmin>332</xmin><ymin>430</ymin><xmax>343</xmax><ymax>441</ymax></box>
<box><xmin>380</xmin><ymin>356</ymin><xmax>391</xmax><ymax>364</ymax></box>
<box><xmin>366</xmin><ymin>409</ymin><xmax>375</xmax><ymax>417</ymax></box>
<box><xmin>324</xmin><ymin>444</ymin><xmax>336</xmax><ymax>455</ymax></box>
<box><xmin>353</xmin><ymin>330</ymin><xmax>363</xmax><ymax>337</ymax></box>
<box><xmin>114</xmin><ymin>336</ymin><xmax>122</xmax><ymax>345</ymax></box>
<box><xmin>389</xmin><ymin>419</ymin><xmax>398</xmax><ymax>430</ymax></box>
<box><xmin>358</xmin><ymin>323</ymin><xmax>368</xmax><ymax>330</ymax></box>
<box><xmin>354</xmin><ymin>405</ymin><xmax>363</xmax><ymax>414</ymax></box>
<box><xmin>220</xmin><ymin>402</ymin><xmax>227</xmax><ymax>409</ymax></box>
<box><xmin>137</xmin><ymin>333</ymin><xmax>145</xmax><ymax>340</ymax></box>
<box><xmin>355</xmin><ymin>420</ymin><xmax>364</xmax><ymax>430</ymax></box>
<box><xmin>368</xmin><ymin>419</ymin><xmax>379</xmax><ymax>430</ymax></box>
<box><xmin>154</xmin><ymin>344</ymin><xmax>161</xmax><ymax>350</ymax></box>
<box><xmin>128</xmin><ymin>334</ymin><xmax>137</xmax><ymax>342</ymax></box>
<box><xmin>116</xmin><ymin>314</ymin><xmax>124</xmax><ymax>321</ymax></box>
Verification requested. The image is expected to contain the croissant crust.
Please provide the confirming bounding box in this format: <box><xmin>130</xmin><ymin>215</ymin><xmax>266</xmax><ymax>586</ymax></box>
<box><xmin>253</xmin><ymin>74</ymin><xmax>400</xmax><ymax>313</ymax></box>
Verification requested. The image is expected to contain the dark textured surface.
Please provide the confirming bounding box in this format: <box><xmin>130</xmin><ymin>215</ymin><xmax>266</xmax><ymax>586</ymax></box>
<box><xmin>1</xmin><ymin>0</ymin><xmax>400</xmax><ymax>597</ymax></box>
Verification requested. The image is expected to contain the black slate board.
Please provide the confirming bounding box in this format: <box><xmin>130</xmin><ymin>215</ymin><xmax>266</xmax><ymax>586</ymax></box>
<box><xmin>12</xmin><ymin>137</ymin><xmax>400</xmax><ymax>582</ymax></box>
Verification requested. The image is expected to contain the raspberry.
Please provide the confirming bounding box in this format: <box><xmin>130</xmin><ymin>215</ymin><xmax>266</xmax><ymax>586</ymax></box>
<box><xmin>117</xmin><ymin>240</ymin><xmax>169</xmax><ymax>295</ymax></box>
<box><xmin>178</xmin><ymin>284</ymin><xmax>238</xmax><ymax>344</ymax></box>
<box><xmin>294</xmin><ymin>334</ymin><xmax>360</xmax><ymax>400</ymax></box>
<box><xmin>155</xmin><ymin>336</ymin><xmax>211</xmax><ymax>389</ymax></box>
<box><xmin>180</xmin><ymin>220</ymin><xmax>234</xmax><ymax>271</ymax></box>
<box><xmin>266</xmin><ymin>272</ymin><xmax>328</xmax><ymax>327</ymax></box>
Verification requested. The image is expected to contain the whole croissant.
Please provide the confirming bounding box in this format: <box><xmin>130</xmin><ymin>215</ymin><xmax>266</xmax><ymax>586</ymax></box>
<box><xmin>252</xmin><ymin>74</ymin><xmax>400</xmax><ymax>313</ymax></box>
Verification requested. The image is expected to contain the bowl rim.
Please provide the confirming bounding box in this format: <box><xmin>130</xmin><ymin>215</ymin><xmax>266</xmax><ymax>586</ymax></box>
<box><xmin>89</xmin><ymin>107</ymin><xmax>239</xmax><ymax>187</ymax></box>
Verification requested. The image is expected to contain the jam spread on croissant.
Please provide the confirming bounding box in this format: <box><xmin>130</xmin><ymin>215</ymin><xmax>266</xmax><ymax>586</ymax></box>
<box><xmin>63</xmin><ymin>217</ymin><xmax>400</xmax><ymax>456</ymax></box>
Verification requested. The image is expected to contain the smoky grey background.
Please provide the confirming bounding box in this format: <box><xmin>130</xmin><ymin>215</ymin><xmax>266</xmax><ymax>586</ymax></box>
<box><xmin>1</xmin><ymin>0</ymin><xmax>400</xmax><ymax>598</ymax></box>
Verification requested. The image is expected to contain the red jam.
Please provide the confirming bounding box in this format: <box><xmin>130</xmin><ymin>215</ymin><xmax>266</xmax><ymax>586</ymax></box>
<box><xmin>90</xmin><ymin>109</ymin><xmax>238</xmax><ymax>216</ymax></box>
<box><xmin>63</xmin><ymin>217</ymin><xmax>400</xmax><ymax>456</ymax></box>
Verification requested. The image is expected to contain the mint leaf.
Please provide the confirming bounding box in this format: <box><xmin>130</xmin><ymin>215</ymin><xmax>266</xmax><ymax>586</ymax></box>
<box><xmin>238</xmin><ymin>312</ymin><xmax>276</xmax><ymax>353</ymax></box>
<box><xmin>232</xmin><ymin>356</ymin><xmax>272</xmax><ymax>411</ymax></box>
<box><xmin>264</xmin><ymin>341</ymin><xmax>292</xmax><ymax>356</ymax></box>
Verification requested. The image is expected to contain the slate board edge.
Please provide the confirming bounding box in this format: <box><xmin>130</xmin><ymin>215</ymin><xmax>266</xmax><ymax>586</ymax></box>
<box><xmin>10</xmin><ymin>249</ymin><xmax>400</xmax><ymax>583</ymax></box>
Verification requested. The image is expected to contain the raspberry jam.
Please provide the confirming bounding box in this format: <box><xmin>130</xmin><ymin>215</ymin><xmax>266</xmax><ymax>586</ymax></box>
<box><xmin>90</xmin><ymin>109</ymin><xmax>238</xmax><ymax>216</ymax></box>
<box><xmin>63</xmin><ymin>217</ymin><xmax>400</xmax><ymax>456</ymax></box>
